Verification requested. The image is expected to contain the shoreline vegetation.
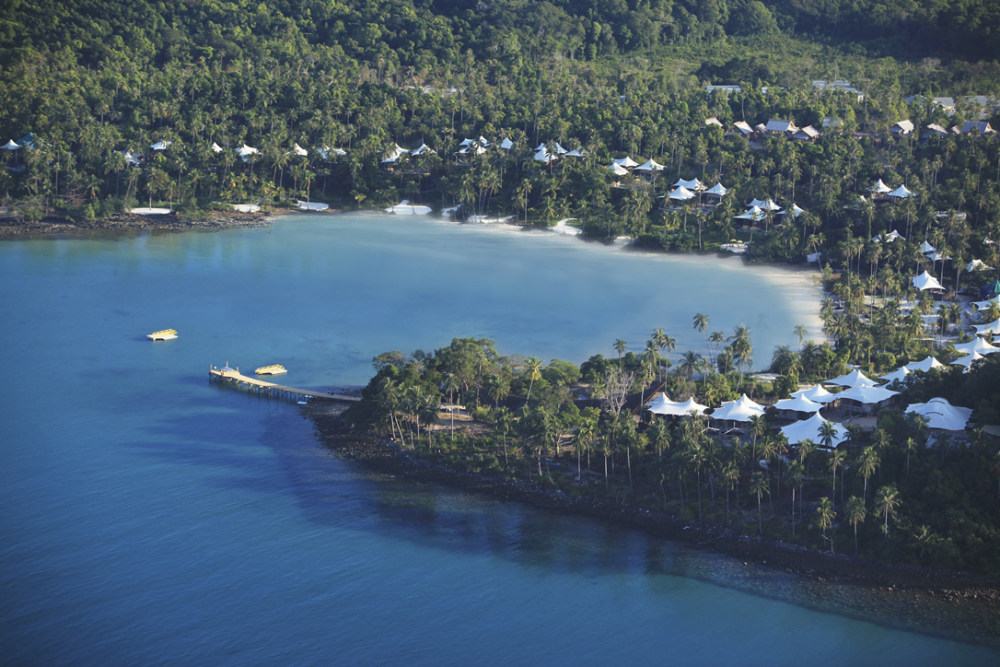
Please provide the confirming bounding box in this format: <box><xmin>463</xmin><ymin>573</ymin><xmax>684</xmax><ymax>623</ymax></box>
<box><xmin>311</xmin><ymin>324</ymin><xmax>1000</xmax><ymax>597</ymax></box>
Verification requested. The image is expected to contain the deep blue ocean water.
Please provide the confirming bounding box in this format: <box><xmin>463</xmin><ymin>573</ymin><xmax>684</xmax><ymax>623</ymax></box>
<box><xmin>1</xmin><ymin>213</ymin><xmax>996</xmax><ymax>665</ymax></box>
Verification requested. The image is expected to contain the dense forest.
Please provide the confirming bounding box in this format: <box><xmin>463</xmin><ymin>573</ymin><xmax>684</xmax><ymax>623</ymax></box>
<box><xmin>3</xmin><ymin>0</ymin><xmax>1000</xmax><ymax>570</ymax></box>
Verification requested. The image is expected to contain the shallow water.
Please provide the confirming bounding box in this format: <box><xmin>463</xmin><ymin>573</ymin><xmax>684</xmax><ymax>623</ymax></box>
<box><xmin>1</xmin><ymin>213</ymin><xmax>996</xmax><ymax>664</ymax></box>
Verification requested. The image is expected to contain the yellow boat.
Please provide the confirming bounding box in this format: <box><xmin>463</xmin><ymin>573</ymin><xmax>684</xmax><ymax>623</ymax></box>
<box><xmin>254</xmin><ymin>364</ymin><xmax>287</xmax><ymax>376</ymax></box>
<box><xmin>147</xmin><ymin>329</ymin><xmax>178</xmax><ymax>341</ymax></box>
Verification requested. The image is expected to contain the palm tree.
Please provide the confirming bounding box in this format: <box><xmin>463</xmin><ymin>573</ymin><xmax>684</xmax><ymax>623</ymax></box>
<box><xmin>722</xmin><ymin>459</ymin><xmax>739</xmax><ymax>525</ymax></box>
<box><xmin>728</xmin><ymin>324</ymin><xmax>753</xmax><ymax>377</ymax></box>
<box><xmin>523</xmin><ymin>356</ymin><xmax>543</xmax><ymax>407</ymax></box>
<box><xmin>793</xmin><ymin>324</ymin><xmax>808</xmax><ymax>350</ymax></box>
<box><xmin>787</xmin><ymin>460</ymin><xmax>805</xmax><ymax>536</ymax></box>
<box><xmin>857</xmin><ymin>446</ymin><xmax>880</xmax><ymax>504</ymax></box>
<box><xmin>750</xmin><ymin>471</ymin><xmax>769</xmax><ymax>535</ymax></box>
<box><xmin>829</xmin><ymin>448</ymin><xmax>846</xmax><ymax>504</ymax></box>
<box><xmin>693</xmin><ymin>313</ymin><xmax>711</xmax><ymax>361</ymax></box>
<box><xmin>845</xmin><ymin>495</ymin><xmax>866</xmax><ymax>555</ymax></box>
<box><xmin>678</xmin><ymin>350</ymin><xmax>705</xmax><ymax>380</ymax></box>
<box><xmin>875</xmin><ymin>484</ymin><xmax>901</xmax><ymax>538</ymax></box>
<box><xmin>613</xmin><ymin>338</ymin><xmax>627</xmax><ymax>368</ymax></box>
<box><xmin>815</xmin><ymin>496</ymin><xmax>836</xmax><ymax>553</ymax></box>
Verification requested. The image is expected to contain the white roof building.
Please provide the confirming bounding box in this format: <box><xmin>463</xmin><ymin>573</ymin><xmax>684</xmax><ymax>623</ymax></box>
<box><xmin>906</xmin><ymin>398</ymin><xmax>972</xmax><ymax>431</ymax></box>
<box><xmin>905</xmin><ymin>356</ymin><xmax>944</xmax><ymax>372</ymax></box>
<box><xmin>646</xmin><ymin>394</ymin><xmax>709</xmax><ymax>417</ymax></box>
<box><xmin>912</xmin><ymin>271</ymin><xmax>944</xmax><ymax>291</ymax></box>
<box><xmin>771</xmin><ymin>395</ymin><xmax>824</xmax><ymax>415</ymax></box>
<box><xmin>974</xmin><ymin>319</ymin><xmax>1000</xmax><ymax>336</ymax></box>
<box><xmin>781</xmin><ymin>413</ymin><xmax>848</xmax><ymax>447</ymax></box>
<box><xmin>889</xmin><ymin>185</ymin><xmax>914</xmax><ymax>199</ymax></box>
<box><xmin>710</xmin><ymin>394</ymin><xmax>766</xmax><ymax>422</ymax></box>
<box><xmin>669</xmin><ymin>186</ymin><xmax>696</xmax><ymax>201</ymax></box>
<box><xmin>952</xmin><ymin>337</ymin><xmax>1000</xmax><ymax>356</ymax></box>
<box><xmin>635</xmin><ymin>159</ymin><xmax>665</xmax><ymax>172</ymax></box>
<box><xmin>826</xmin><ymin>368</ymin><xmax>878</xmax><ymax>388</ymax></box>
<box><xmin>791</xmin><ymin>384</ymin><xmax>838</xmax><ymax>404</ymax></box>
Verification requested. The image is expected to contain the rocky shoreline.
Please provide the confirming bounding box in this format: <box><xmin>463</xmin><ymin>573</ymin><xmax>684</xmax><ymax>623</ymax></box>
<box><xmin>0</xmin><ymin>209</ymin><xmax>278</xmax><ymax>238</ymax></box>
<box><xmin>310</xmin><ymin>413</ymin><xmax>1000</xmax><ymax>606</ymax></box>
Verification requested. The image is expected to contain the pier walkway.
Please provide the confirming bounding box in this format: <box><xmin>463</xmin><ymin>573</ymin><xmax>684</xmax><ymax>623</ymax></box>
<box><xmin>209</xmin><ymin>364</ymin><xmax>360</xmax><ymax>403</ymax></box>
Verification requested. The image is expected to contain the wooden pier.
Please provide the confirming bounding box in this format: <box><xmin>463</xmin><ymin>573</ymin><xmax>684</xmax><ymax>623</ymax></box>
<box><xmin>209</xmin><ymin>364</ymin><xmax>360</xmax><ymax>403</ymax></box>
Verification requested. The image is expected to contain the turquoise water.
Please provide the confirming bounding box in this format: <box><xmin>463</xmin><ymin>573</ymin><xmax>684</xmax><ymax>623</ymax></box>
<box><xmin>1</xmin><ymin>213</ymin><xmax>996</xmax><ymax>664</ymax></box>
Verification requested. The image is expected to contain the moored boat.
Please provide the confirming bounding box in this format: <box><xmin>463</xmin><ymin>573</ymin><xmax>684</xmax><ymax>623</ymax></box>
<box><xmin>147</xmin><ymin>329</ymin><xmax>178</xmax><ymax>340</ymax></box>
<box><xmin>254</xmin><ymin>364</ymin><xmax>287</xmax><ymax>376</ymax></box>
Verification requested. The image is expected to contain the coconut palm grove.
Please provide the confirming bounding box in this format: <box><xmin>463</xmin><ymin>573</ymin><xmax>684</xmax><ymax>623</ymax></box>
<box><xmin>3</xmin><ymin>1</ymin><xmax>1000</xmax><ymax>572</ymax></box>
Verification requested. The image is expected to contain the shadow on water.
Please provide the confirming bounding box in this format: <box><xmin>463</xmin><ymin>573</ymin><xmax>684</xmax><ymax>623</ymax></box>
<box><xmin>124</xmin><ymin>400</ymin><xmax>1000</xmax><ymax>651</ymax></box>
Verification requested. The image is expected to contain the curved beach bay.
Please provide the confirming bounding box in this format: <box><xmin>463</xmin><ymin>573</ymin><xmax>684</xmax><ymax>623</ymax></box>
<box><xmin>1</xmin><ymin>212</ymin><xmax>996</xmax><ymax>664</ymax></box>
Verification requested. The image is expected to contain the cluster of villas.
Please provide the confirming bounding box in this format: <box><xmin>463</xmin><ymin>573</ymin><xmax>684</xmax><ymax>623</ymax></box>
<box><xmin>647</xmin><ymin>345</ymin><xmax>993</xmax><ymax>449</ymax></box>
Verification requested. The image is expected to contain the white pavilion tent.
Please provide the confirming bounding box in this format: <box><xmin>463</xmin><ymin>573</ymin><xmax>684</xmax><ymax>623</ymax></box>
<box><xmin>974</xmin><ymin>319</ymin><xmax>1000</xmax><ymax>336</ymax></box>
<box><xmin>500</xmin><ymin>137</ymin><xmax>514</xmax><ymax>150</ymax></box>
<box><xmin>150</xmin><ymin>140</ymin><xmax>172</xmax><ymax>151</ymax></box>
<box><xmin>791</xmin><ymin>384</ymin><xmax>838</xmax><ymax>404</ymax></box>
<box><xmin>879</xmin><ymin>366</ymin><xmax>911</xmax><ymax>385</ymax></box>
<box><xmin>613</xmin><ymin>156</ymin><xmax>639</xmax><ymax>168</ymax></box>
<box><xmin>673</xmin><ymin>178</ymin><xmax>704</xmax><ymax>191</ymax></box>
<box><xmin>236</xmin><ymin>144</ymin><xmax>259</xmax><ymax>161</ymax></box>
<box><xmin>210</xmin><ymin>142</ymin><xmax>224</xmax><ymax>153</ymax></box>
<box><xmin>868</xmin><ymin>179</ymin><xmax>892</xmax><ymax>194</ymax></box>
<box><xmin>292</xmin><ymin>143</ymin><xmax>308</xmax><ymax>157</ymax></box>
<box><xmin>609</xmin><ymin>163</ymin><xmax>629</xmax><ymax>176</ymax></box>
<box><xmin>749</xmin><ymin>198</ymin><xmax>781</xmax><ymax>211</ymax></box>
<box><xmin>646</xmin><ymin>394</ymin><xmax>709</xmax><ymax>417</ymax></box>
<box><xmin>780</xmin><ymin>413</ymin><xmax>848</xmax><ymax>447</ymax></box>
<box><xmin>710</xmin><ymin>394</ymin><xmax>765</xmax><ymax>422</ymax></box>
<box><xmin>635</xmin><ymin>159</ymin><xmax>665</xmax><ymax>172</ymax></box>
<box><xmin>905</xmin><ymin>398</ymin><xmax>972</xmax><ymax>431</ymax></box>
<box><xmin>2</xmin><ymin>139</ymin><xmax>20</xmax><ymax>150</ymax></box>
<box><xmin>971</xmin><ymin>294</ymin><xmax>1000</xmax><ymax>312</ymax></box>
<box><xmin>906</xmin><ymin>356</ymin><xmax>945</xmax><ymax>372</ymax></box>
<box><xmin>410</xmin><ymin>143</ymin><xmax>436</xmax><ymax>156</ymax></box>
<box><xmin>669</xmin><ymin>186</ymin><xmax>696</xmax><ymax>201</ymax></box>
<box><xmin>735</xmin><ymin>206</ymin><xmax>766</xmax><ymax>221</ymax></box>
<box><xmin>836</xmin><ymin>385</ymin><xmax>899</xmax><ymax>405</ymax></box>
<box><xmin>967</xmin><ymin>259</ymin><xmax>992</xmax><ymax>272</ymax></box>
<box><xmin>704</xmin><ymin>183</ymin><xmax>728</xmax><ymax>197</ymax></box>
<box><xmin>779</xmin><ymin>203</ymin><xmax>805</xmax><ymax>217</ymax></box>
<box><xmin>912</xmin><ymin>271</ymin><xmax>944</xmax><ymax>291</ymax></box>
<box><xmin>533</xmin><ymin>148</ymin><xmax>553</xmax><ymax>163</ymax></box>
<box><xmin>920</xmin><ymin>240</ymin><xmax>936</xmax><ymax>254</ymax></box>
<box><xmin>826</xmin><ymin>368</ymin><xmax>878</xmax><ymax>388</ymax></box>
<box><xmin>889</xmin><ymin>185</ymin><xmax>913</xmax><ymax>199</ymax></box>
<box><xmin>952</xmin><ymin>337</ymin><xmax>1000</xmax><ymax>356</ymax></box>
<box><xmin>873</xmin><ymin>230</ymin><xmax>904</xmax><ymax>243</ymax></box>
<box><xmin>770</xmin><ymin>395</ymin><xmax>824</xmax><ymax>415</ymax></box>
<box><xmin>950</xmin><ymin>352</ymin><xmax>985</xmax><ymax>372</ymax></box>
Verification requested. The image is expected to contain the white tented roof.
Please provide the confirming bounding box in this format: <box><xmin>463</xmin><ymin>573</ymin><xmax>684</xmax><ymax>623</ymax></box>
<box><xmin>905</xmin><ymin>356</ymin><xmax>944</xmax><ymax>372</ymax></box>
<box><xmin>410</xmin><ymin>143</ymin><xmax>436</xmax><ymax>156</ymax></box>
<box><xmin>710</xmin><ymin>394</ymin><xmax>765</xmax><ymax>422</ymax></box>
<box><xmin>533</xmin><ymin>148</ymin><xmax>552</xmax><ymax>163</ymax></box>
<box><xmin>791</xmin><ymin>384</ymin><xmax>838</xmax><ymax>404</ymax></box>
<box><xmin>749</xmin><ymin>198</ymin><xmax>781</xmax><ymax>211</ymax></box>
<box><xmin>779</xmin><ymin>203</ymin><xmax>805</xmax><ymax>217</ymax></box>
<box><xmin>869</xmin><ymin>179</ymin><xmax>892</xmax><ymax>194</ymax></box>
<box><xmin>150</xmin><ymin>140</ymin><xmax>172</xmax><ymax>150</ymax></box>
<box><xmin>613</xmin><ymin>156</ymin><xmax>639</xmax><ymax>168</ymax></box>
<box><xmin>889</xmin><ymin>185</ymin><xmax>913</xmax><ymax>198</ymax></box>
<box><xmin>967</xmin><ymin>259</ymin><xmax>992</xmax><ymax>272</ymax></box>
<box><xmin>950</xmin><ymin>351</ymin><xmax>985</xmax><ymax>371</ymax></box>
<box><xmin>2</xmin><ymin>139</ymin><xmax>20</xmax><ymax>150</ymax></box>
<box><xmin>873</xmin><ymin>229</ymin><xmax>904</xmax><ymax>242</ymax></box>
<box><xmin>210</xmin><ymin>142</ymin><xmax>224</xmax><ymax>153</ymax></box>
<box><xmin>646</xmin><ymin>394</ymin><xmax>709</xmax><ymax>417</ymax></box>
<box><xmin>905</xmin><ymin>398</ymin><xmax>972</xmax><ymax>431</ymax></box>
<box><xmin>669</xmin><ymin>186</ymin><xmax>696</xmax><ymax>201</ymax></box>
<box><xmin>974</xmin><ymin>318</ymin><xmax>1000</xmax><ymax>336</ymax></box>
<box><xmin>920</xmin><ymin>240</ymin><xmax>936</xmax><ymax>254</ymax></box>
<box><xmin>826</xmin><ymin>368</ymin><xmax>878</xmax><ymax>388</ymax></box>
<box><xmin>237</xmin><ymin>144</ymin><xmax>259</xmax><ymax>159</ymax></box>
<box><xmin>879</xmin><ymin>366</ymin><xmax>911</xmax><ymax>385</ymax></box>
<box><xmin>609</xmin><ymin>163</ymin><xmax>629</xmax><ymax>176</ymax></box>
<box><xmin>292</xmin><ymin>143</ymin><xmax>308</xmax><ymax>157</ymax></box>
<box><xmin>673</xmin><ymin>178</ymin><xmax>704</xmax><ymax>191</ymax></box>
<box><xmin>734</xmin><ymin>121</ymin><xmax>754</xmax><ymax>135</ymax></box>
<box><xmin>781</xmin><ymin>413</ymin><xmax>848</xmax><ymax>447</ymax></box>
<box><xmin>635</xmin><ymin>159</ymin><xmax>665</xmax><ymax>172</ymax></box>
<box><xmin>705</xmin><ymin>182</ymin><xmax>728</xmax><ymax>196</ymax></box>
<box><xmin>952</xmin><ymin>337</ymin><xmax>1000</xmax><ymax>356</ymax></box>
<box><xmin>500</xmin><ymin>138</ymin><xmax>514</xmax><ymax>150</ymax></box>
<box><xmin>836</xmin><ymin>385</ymin><xmax>899</xmax><ymax>405</ymax></box>
<box><xmin>735</xmin><ymin>205</ymin><xmax>765</xmax><ymax>221</ymax></box>
<box><xmin>912</xmin><ymin>271</ymin><xmax>944</xmax><ymax>291</ymax></box>
<box><xmin>771</xmin><ymin>395</ymin><xmax>824</xmax><ymax>414</ymax></box>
